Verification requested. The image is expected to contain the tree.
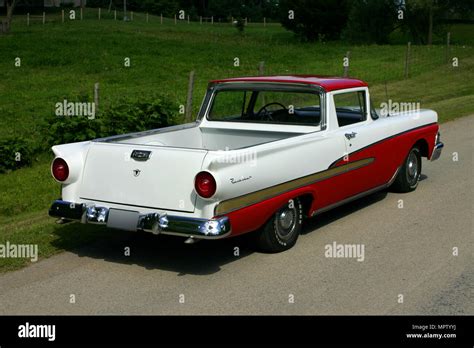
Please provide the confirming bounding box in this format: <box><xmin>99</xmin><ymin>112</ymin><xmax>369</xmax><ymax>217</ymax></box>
<box><xmin>427</xmin><ymin>0</ymin><xmax>434</xmax><ymax>45</ymax></box>
<box><xmin>279</xmin><ymin>0</ymin><xmax>351</xmax><ymax>41</ymax></box>
<box><xmin>402</xmin><ymin>0</ymin><xmax>455</xmax><ymax>45</ymax></box>
<box><xmin>207</xmin><ymin>0</ymin><xmax>244</xmax><ymax>21</ymax></box>
<box><xmin>343</xmin><ymin>0</ymin><xmax>397</xmax><ymax>44</ymax></box>
<box><xmin>2</xmin><ymin>0</ymin><xmax>17</xmax><ymax>34</ymax></box>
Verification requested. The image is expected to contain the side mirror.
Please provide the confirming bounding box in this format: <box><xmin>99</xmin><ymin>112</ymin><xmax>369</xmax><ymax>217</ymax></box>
<box><xmin>371</xmin><ymin>108</ymin><xmax>379</xmax><ymax>120</ymax></box>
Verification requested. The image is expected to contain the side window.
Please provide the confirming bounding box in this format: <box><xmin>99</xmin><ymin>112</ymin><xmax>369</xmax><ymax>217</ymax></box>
<box><xmin>333</xmin><ymin>91</ymin><xmax>367</xmax><ymax>127</ymax></box>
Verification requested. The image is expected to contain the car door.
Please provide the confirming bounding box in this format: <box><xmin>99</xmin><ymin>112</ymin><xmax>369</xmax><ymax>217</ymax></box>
<box><xmin>332</xmin><ymin>89</ymin><xmax>378</xmax><ymax>196</ymax></box>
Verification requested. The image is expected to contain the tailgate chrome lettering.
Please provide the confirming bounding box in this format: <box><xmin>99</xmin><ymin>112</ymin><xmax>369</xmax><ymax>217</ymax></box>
<box><xmin>131</xmin><ymin>150</ymin><xmax>152</xmax><ymax>161</ymax></box>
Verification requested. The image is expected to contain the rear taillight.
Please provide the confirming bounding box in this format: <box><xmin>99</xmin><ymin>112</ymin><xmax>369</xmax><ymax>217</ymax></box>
<box><xmin>194</xmin><ymin>171</ymin><xmax>216</xmax><ymax>198</ymax></box>
<box><xmin>52</xmin><ymin>158</ymin><xmax>69</xmax><ymax>182</ymax></box>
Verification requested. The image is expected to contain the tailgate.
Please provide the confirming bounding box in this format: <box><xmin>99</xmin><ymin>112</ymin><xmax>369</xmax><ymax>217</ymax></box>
<box><xmin>79</xmin><ymin>143</ymin><xmax>207</xmax><ymax>213</ymax></box>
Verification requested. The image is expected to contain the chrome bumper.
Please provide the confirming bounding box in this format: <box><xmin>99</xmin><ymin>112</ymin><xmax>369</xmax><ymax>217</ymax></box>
<box><xmin>431</xmin><ymin>141</ymin><xmax>444</xmax><ymax>161</ymax></box>
<box><xmin>48</xmin><ymin>200</ymin><xmax>231</xmax><ymax>239</ymax></box>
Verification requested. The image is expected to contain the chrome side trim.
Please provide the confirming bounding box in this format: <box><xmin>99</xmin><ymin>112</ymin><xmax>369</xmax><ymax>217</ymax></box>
<box><xmin>311</xmin><ymin>185</ymin><xmax>383</xmax><ymax>216</ymax></box>
<box><xmin>93</xmin><ymin>122</ymin><xmax>200</xmax><ymax>144</ymax></box>
<box><xmin>214</xmin><ymin>157</ymin><xmax>375</xmax><ymax>216</ymax></box>
<box><xmin>311</xmin><ymin>166</ymin><xmax>401</xmax><ymax>217</ymax></box>
<box><xmin>49</xmin><ymin>200</ymin><xmax>231</xmax><ymax>239</ymax></box>
<box><xmin>328</xmin><ymin>122</ymin><xmax>438</xmax><ymax>168</ymax></box>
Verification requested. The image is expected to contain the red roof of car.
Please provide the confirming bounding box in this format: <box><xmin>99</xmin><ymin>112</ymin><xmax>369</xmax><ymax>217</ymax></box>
<box><xmin>210</xmin><ymin>75</ymin><xmax>368</xmax><ymax>91</ymax></box>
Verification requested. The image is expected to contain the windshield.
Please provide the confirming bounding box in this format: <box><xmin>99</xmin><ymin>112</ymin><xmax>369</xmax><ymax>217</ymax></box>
<box><xmin>207</xmin><ymin>88</ymin><xmax>322</xmax><ymax>126</ymax></box>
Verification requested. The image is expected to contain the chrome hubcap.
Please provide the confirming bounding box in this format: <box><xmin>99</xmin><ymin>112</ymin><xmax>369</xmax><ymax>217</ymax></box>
<box><xmin>279</xmin><ymin>210</ymin><xmax>294</xmax><ymax>230</ymax></box>
<box><xmin>407</xmin><ymin>151</ymin><xmax>419</xmax><ymax>184</ymax></box>
<box><xmin>275</xmin><ymin>205</ymin><xmax>297</xmax><ymax>239</ymax></box>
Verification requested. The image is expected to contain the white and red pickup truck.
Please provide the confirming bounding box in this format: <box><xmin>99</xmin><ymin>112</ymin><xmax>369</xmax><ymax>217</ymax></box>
<box><xmin>49</xmin><ymin>75</ymin><xmax>443</xmax><ymax>252</ymax></box>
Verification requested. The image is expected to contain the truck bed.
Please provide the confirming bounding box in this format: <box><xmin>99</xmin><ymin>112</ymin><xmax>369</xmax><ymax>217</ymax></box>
<box><xmin>105</xmin><ymin>124</ymin><xmax>303</xmax><ymax>151</ymax></box>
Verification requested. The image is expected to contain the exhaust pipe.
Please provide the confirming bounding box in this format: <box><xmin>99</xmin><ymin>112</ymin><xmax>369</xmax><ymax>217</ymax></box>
<box><xmin>184</xmin><ymin>236</ymin><xmax>201</xmax><ymax>244</ymax></box>
<box><xmin>56</xmin><ymin>217</ymin><xmax>72</xmax><ymax>224</ymax></box>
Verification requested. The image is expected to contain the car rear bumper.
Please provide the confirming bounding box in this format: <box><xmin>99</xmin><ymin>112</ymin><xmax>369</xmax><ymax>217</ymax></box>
<box><xmin>48</xmin><ymin>200</ymin><xmax>231</xmax><ymax>239</ymax></box>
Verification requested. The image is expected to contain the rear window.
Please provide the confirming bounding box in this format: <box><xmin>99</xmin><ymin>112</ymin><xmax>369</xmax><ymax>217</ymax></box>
<box><xmin>208</xmin><ymin>88</ymin><xmax>321</xmax><ymax>126</ymax></box>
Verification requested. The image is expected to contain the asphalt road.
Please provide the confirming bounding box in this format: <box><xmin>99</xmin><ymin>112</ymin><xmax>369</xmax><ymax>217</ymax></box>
<box><xmin>0</xmin><ymin>116</ymin><xmax>472</xmax><ymax>315</ymax></box>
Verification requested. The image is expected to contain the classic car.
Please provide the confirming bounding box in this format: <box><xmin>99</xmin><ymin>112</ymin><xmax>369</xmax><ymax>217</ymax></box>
<box><xmin>49</xmin><ymin>75</ymin><xmax>444</xmax><ymax>252</ymax></box>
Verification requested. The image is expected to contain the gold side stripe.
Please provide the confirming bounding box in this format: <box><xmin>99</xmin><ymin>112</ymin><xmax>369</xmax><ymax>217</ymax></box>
<box><xmin>215</xmin><ymin>157</ymin><xmax>374</xmax><ymax>216</ymax></box>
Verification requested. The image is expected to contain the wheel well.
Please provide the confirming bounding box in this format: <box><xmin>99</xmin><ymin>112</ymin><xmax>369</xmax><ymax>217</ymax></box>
<box><xmin>414</xmin><ymin>138</ymin><xmax>429</xmax><ymax>158</ymax></box>
<box><xmin>297</xmin><ymin>194</ymin><xmax>314</xmax><ymax>218</ymax></box>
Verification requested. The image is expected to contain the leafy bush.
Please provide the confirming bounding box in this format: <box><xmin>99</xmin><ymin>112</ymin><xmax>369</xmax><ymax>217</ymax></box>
<box><xmin>104</xmin><ymin>97</ymin><xmax>178</xmax><ymax>135</ymax></box>
<box><xmin>235</xmin><ymin>18</ymin><xmax>245</xmax><ymax>33</ymax></box>
<box><xmin>0</xmin><ymin>136</ymin><xmax>33</xmax><ymax>173</ymax></box>
<box><xmin>44</xmin><ymin>112</ymin><xmax>106</xmax><ymax>147</ymax></box>
<box><xmin>45</xmin><ymin>95</ymin><xmax>179</xmax><ymax>147</ymax></box>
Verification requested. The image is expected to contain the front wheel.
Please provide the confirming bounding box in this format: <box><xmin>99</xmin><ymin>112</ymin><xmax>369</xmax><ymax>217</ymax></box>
<box><xmin>255</xmin><ymin>198</ymin><xmax>303</xmax><ymax>253</ymax></box>
<box><xmin>391</xmin><ymin>146</ymin><xmax>422</xmax><ymax>192</ymax></box>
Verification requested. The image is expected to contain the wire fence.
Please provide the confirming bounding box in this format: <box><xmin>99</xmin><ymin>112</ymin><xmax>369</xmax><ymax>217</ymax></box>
<box><xmin>19</xmin><ymin>7</ymin><xmax>277</xmax><ymax>26</ymax></box>
<box><xmin>10</xmin><ymin>8</ymin><xmax>473</xmax><ymax>120</ymax></box>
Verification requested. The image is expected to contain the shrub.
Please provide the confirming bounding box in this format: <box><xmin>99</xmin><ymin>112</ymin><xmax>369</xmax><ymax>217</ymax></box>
<box><xmin>0</xmin><ymin>136</ymin><xmax>33</xmax><ymax>173</ymax></box>
<box><xmin>44</xmin><ymin>112</ymin><xmax>106</xmax><ymax>147</ymax></box>
<box><xmin>104</xmin><ymin>97</ymin><xmax>178</xmax><ymax>135</ymax></box>
<box><xmin>235</xmin><ymin>18</ymin><xmax>245</xmax><ymax>33</ymax></box>
<box><xmin>45</xmin><ymin>95</ymin><xmax>179</xmax><ymax>147</ymax></box>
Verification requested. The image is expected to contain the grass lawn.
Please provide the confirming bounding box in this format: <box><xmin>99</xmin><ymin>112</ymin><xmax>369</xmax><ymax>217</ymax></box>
<box><xmin>0</xmin><ymin>11</ymin><xmax>473</xmax><ymax>272</ymax></box>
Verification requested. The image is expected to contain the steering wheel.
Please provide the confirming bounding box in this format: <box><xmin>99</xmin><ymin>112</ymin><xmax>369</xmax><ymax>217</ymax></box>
<box><xmin>256</xmin><ymin>102</ymin><xmax>288</xmax><ymax>121</ymax></box>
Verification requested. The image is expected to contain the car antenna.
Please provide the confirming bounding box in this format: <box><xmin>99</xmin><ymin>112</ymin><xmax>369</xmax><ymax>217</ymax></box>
<box><xmin>384</xmin><ymin>78</ymin><xmax>391</xmax><ymax>117</ymax></box>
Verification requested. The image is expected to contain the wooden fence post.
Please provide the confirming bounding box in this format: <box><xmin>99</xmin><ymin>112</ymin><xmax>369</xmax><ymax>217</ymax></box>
<box><xmin>98</xmin><ymin>8</ymin><xmax>101</xmax><ymax>20</ymax></box>
<box><xmin>131</xmin><ymin>11</ymin><xmax>133</xmax><ymax>21</ymax></box>
<box><xmin>161</xmin><ymin>14</ymin><xmax>163</xmax><ymax>24</ymax></box>
<box><xmin>146</xmin><ymin>13</ymin><xmax>149</xmax><ymax>23</ymax></box>
<box><xmin>263</xmin><ymin>17</ymin><xmax>266</xmax><ymax>27</ymax></box>
<box><xmin>185</xmin><ymin>71</ymin><xmax>195</xmax><ymax>123</ymax></box>
<box><xmin>94</xmin><ymin>83</ymin><xmax>100</xmax><ymax>112</ymax></box>
<box><xmin>404</xmin><ymin>42</ymin><xmax>411</xmax><ymax>79</ymax></box>
<box><xmin>42</xmin><ymin>12</ymin><xmax>45</xmax><ymax>25</ymax></box>
<box><xmin>27</xmin><ymin>13</ymin><xmax>29</xmax><ymax>26</ymax></box>
<box><xmin>211</xmin><ymin>16</ymin><xmax>214</xmax><ymax>25</ymax></box>
<box><xmin>200</xmin><ymin>16</ymin><xmax>202</xmax><ymax>24</ymax></box>
<box><xmin>258</xmin><ymin>61</ymin><xmax>265</xmax><ymax>76</ymax></box>
<box><xmin>446</xmin><ymin>32</ymin><xmax>451</xmax><ymax>64</ymax></box>
<box><xmin>62</xmin><ymin>10</ymin><xmax>64</xmax><ymax>23</ymax></box>
<box><xmin>80</xmin><ymin>7</ymin><xmax>83</xmax><ymax>20</ymax></box>
<box><xmin>114</xmin><ymin>10</ymin><xmax>117</xmax><ymax>20</ymax></box>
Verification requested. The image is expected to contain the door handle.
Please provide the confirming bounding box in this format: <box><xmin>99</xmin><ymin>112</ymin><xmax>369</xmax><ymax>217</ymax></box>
<box><xmin>345</xmin><ymin>132</ymin><xmax>357</xmax><ymax>140</ymax></box>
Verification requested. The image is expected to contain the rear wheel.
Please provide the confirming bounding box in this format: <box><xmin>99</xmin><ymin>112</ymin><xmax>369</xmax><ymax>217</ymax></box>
<box><xmin>392</xmin><ymin>146</ymin><xmax>422</xmax><ymax>192</ymax></box>
<box><xmin>255</xmin><ymin>198</ymin><xmax>303</xmax><ymax>253</ymax></box>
